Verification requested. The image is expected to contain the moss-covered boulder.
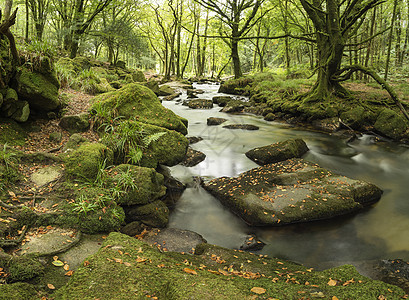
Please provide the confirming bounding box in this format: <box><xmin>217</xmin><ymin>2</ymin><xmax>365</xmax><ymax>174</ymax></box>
<box><xmin>54</xmin><ymin>232</ymin><xmax>406</xmax><ymax>300</ymax></box>
<box><xmin>212</xmin><ymin>95</ymin><xmax>233</xmax><ymax>107</ymax></box>
<box><xmin>340</xmin><ymin>106</ymin><xmax>366</xmax><ymax>130</ymax></box>
<box><xmin>132</xmin><ymin>70</ymin><xmax>146</xmax><ymax>82</ymax></box>
<box><xmin>221</xmin><ymin>99</ymin><xmax>249</xmax><ymax>113</ymax></box>
<box><xmin>158</xmin><ymin>85</ymin><xmax>175</xmax><ymax>96</ymax></box>
<box><xmin>64</xmin><ymin>142</ymin><xmax>113</xmax><ymax>181</ymax></box>
<box><xmin>107</xmin><ymin>164</ymin><xmax>166</xmax><ymax>206</ymax></box>
<box><xmin>59</xmin><ymin>113</ymin><xmax>90</xmax><ymax>133</ymax></box>
<box><xmin>218</xmin><ymin>77</ymin><xmax>253</xmax><ymax>95</ymax></box>
<box><xmin>203</xmin><ymin>158</ymin><xmax>382</xmax><ymax>226</ymax></box>
<box><xmin>15</xmin><ymin>67</ymin><xmax>60</xmax><ymax>111</ymax></box>
<box><xmin>245</xmin><ymin>139</ymin><xmax>309</xmax><ymax>165</ymax></box>
<box><xmin>0</xmin><ymin>118</ymin><xmax>27</xmax><ymax>146</ymax></box>
<box><xmin>187</xmin><ymin>99</ymin><xmax>213</xmax><ymax>109</ymax></box>
<box><xmin>124</xmin><ymin>200</ymin><xmax>169</xmax><ymax>227</ymax></box>
<box><xmin>91</xmin><ymin>83</ymin><xmax>187</xmax><ymax>135</ymax></box>
<box><xmin>374</xmin><ymin>109</ymin><xmax>409</xmax><ymax>140</ymax></box>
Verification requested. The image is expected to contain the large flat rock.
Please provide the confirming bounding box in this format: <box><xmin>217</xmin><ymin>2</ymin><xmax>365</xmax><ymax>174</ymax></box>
<box><xmin>203</xmin><ymin>158</ymin><xmax>382</xmax><ymax>226</ymax></box>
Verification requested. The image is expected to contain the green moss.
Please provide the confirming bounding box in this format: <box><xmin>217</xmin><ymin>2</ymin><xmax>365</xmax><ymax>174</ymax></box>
<box><xmin>107</xmin><ymin>164</ymin><xmax>166</xmax><ymax>206</ymax></box>
<box><xmin>374</xmin><ymin>108</ymin><xmax>408</xmax><ymax>140</ymax></box>
<box><xmin>0</xmin><ymin>118</ymin><xmax>27</xmax><ymax>146</ymax></box>
<box><xmin>218</xmin><ymin>77</ymin><xmax>253</xmax><ymax>95</ymax></box>
<box><xmin>64</xmin><ymin>142</ymin><xmax>113</xmax><ymax>182</ymax></box>
<box><xmin>54</xmin><ymin>232</ymin><xmax>406</xmax><ymax>300</ymax></box>
<box><xmin>6</xmin><ymin>256</ymin><xmax>45</xmax><ymax>282</ymax></box>
<box><xmin>0</xmin><ymin>282</ymin><xmax>38</xmax><ymax>300</ymax></box>
<box><xmin>91</xmin><ymin>83</ymin><xmax>187</xmax><ymax>135</ymax></box>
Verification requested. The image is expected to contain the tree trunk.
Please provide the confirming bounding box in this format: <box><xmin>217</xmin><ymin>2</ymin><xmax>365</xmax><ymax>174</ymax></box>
<box><xmin>231</xmin><ymin>38</ymin><xmax>242</xmax><ymax>79</ymax></box>
<box><xmin>384</xmin><ymin>0</ymin><xmax>398</xmax><ymax>81</ymax></box>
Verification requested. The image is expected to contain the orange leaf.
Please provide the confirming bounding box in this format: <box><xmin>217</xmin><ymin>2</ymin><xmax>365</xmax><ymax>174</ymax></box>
<box><xmin>124</xmin><ymin>262</ymin><xmax>132</xmax><ymax>267</ymax></box>
<box><xmin>47</xmin><ymin>283</ymin><xmax>55</xmax><ymax>290</ymax></box>
<box><xmin>328</xmin><ymin>279</ymin><xmax>338</xmax><ymax>286</ymax></box>
<box><xmin>63</xmin><ymin>264</ymin><xmax>70</xmax><ymax>271</ymax></box>
<box><xmin>332</xmin><ymin>297</ymin><xmax>339</xmax><ymax>300</ymax></box>
<box><xmin>183</xmin><ymin>268</ymin><xmax>197</xmax><ymax>275</ymax></box>
<box><xmin>250</xmin><ymin>287</ymin><xmax>266</xmax><ymax>294</ymax></box>
<box><xmin>65</xmin><ymin>270</ymin><xmax>74</xmax><ymax>276</ymax></box>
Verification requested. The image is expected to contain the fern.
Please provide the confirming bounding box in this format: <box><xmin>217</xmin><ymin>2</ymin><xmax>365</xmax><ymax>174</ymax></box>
<box><xmin>143</xmin><ymin>132</ymin><xmax>166</xmax><ymax>147</ymax></box>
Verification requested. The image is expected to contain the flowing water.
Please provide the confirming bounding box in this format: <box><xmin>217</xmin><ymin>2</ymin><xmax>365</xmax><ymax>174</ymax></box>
<box><xmin>162</xmin><ymin>83</ymin><xmax>409</xmax><ymax>269</ymax></box>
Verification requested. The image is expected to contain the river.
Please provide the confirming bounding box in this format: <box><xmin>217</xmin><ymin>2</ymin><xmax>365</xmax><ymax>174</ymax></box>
<box><xmin>161</xmin><ymin>83</ymin><xmax>409</xmax><ymax>270</ymax></box>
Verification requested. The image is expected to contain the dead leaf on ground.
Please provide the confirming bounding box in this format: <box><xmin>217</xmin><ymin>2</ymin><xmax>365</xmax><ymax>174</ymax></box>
<box><xmin>183</xmin><ymin>268</ymin><xmax>197</xmax><ymax>275</ymax></box>
<box><xmin>250</xmin><ymin>287</ymin><xmax>266</xmax><ymax>294</ymax></box>
<box><xmin>47</xmin><ymin>283</ymin><xmax>55</xmax><ymax>290</ymax></box>
<box><xmin>327</xmin><ymin>278</ymin><xmax>338</xmax><ymax>286</ymax></box>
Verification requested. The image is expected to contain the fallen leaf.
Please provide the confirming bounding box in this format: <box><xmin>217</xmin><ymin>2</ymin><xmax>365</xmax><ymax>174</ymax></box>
<box><xmin>378</xmin><ymin>295</ymin><xmax>386</xmax><ymax>300</ymax></box>
<box><xmin>65</xmin><ymin>270</ymin><xmax>74</xmax><ymax>276</ymax></box>
<box><xmin>83</xmin><ymin>261</ymin><xmax>90</xmax><ymax>266</ymax></box>
<box><xmin>47</xmin><ymin>283</ymin><xmax>55</xmax><ymax>290</ymax></box>
<box><xmin>183</xmin><ymin>268</ymin><xmax>197</xmax><ymax>275</ymax></box>
<box><xmin>124</xmin><ymin>262</ymin><xmax>132</xmax><ymax>267</ymax></box>
<box><xmin>63</xmin><ymin>264</ymin><xmax>70</xmax><ymax>271</ymax></box>
<box><xmin>250</xmin><ymin>287</ymin><xmax>266</xmax><ymax>294</ymax></box>
<box><xmin>52</xmin><ymin>260</ymin><xmax>64</xmax><ymax>267</ymax></box>
<box><xmin>332</xmin><ymin>297</ymin><xmax>339</xmax><ymax>300</ymax></box>
<box><xmin>328</xmin><ymin>278</ymin><xmax>338</xmax><ymax>286</ymax></box>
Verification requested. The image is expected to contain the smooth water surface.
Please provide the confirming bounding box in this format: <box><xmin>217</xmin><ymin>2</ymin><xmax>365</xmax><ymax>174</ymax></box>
<box><xmin>162</xmin><ymin>83</ymin><xmax>409</xmax><ymax>268</ymax></box>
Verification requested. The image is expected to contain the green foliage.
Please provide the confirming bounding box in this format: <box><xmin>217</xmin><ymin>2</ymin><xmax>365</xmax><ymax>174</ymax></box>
<box><xmin>71</xmin><ymin>194</ymin><xmax>100</xmax><ymax>217</ymax></box>
<box><xmin>0</xmin><ymin>144</ymin><xmax>17</xmax><ymax>172</ymax></box>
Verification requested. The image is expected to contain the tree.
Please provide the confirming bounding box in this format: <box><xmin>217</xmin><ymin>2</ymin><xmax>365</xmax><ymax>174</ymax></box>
<box><xmin>1</xmin><ymin>0</ymin><xmax>19</xmax><ymax>64</ymax></box>
<box><xmin>26</xmin><ymin>0</ymin><xmax>50</xmax><ymax>41</ymax></box>
<box><xmin>299</xmin><ymin>0</ymin><xmax>383</xmax><ymax>102</ymax></box>
<box><xmin>196</xmin><ymin>0</ymin><xmax>266</xmax><ymax>78</ymax></box>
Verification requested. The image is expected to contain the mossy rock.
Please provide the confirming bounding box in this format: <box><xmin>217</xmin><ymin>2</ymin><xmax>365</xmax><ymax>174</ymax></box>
<box><xmin>374</xmin><ymin>108</ymin><xmax>408</xmax><ymax>140</ymax></box>
<box><xmin>245</xmin><ymin>139</ymin><xmax>309</xmax><ymax>165</ymax></box>
<box><xmin>107</xmin><ymin>164</ymin><xmax>166</xmax><ymax>206</ymax></box>
<box><xmin>143</xmin><ymin>80</ymin><xmax>160</xmax><ymax>95</ymax></box>
<box><xmin>124</xmin><ymin>200</ymin><xmax>169</xmax><ymax>227</ymax></box>
<box><xmin>63</xmin><ymin>133</ymin><xmax>88</xmax><ymax>151</ymax></box>
<box><xmin>212</xmin><ymin>96</ymin><xmax>232</xmax><ymax>107</ymax></box>
<box><xmin>132</xmin><ymin>70</ymin><xmax>146</xmax><ymax>82</ymax></box>
<box><xmin>158</xmin><ymin>85</ymin><xmax>175</xmax><ymax>96</ymax></box>
<box><xmin>221</xmin><ymin>99</ymin><xmax>249</xmax><ymax>113</ymax></box>
<box><xmin>72</xmin><ymin>56</ymin><xmax>92</xmax><ymax>71</ymax></box>
<box><xmin>59</xmin><ymin>113</ymin><xmax>90</xmax><ymax>133</ymax></box>
<box><xmin>4</xmin><ymin>256</ymin><xmax>44</xmax><ymax>282</ymax></box>
<box><xmin>54</xmin><ymin>232</ymin><xmax>405</xmax><ymax>300</ymax></box>
<box><xmin>218</xmin><ymin>77</ymin><xmax>253</xmax><ymax>95</ymax></box>
<box><xmin>64</xmin><ymin>142</ymin><xmax>113</xmax><ymax>182</ymax></box>
<box><xmin>187</xmin><ymin>99</ymin><xmax>213</xmax><ymax>109</ymax></box>
<box><xmin>0</xmin><ymin>282</ymin><xmax>38</xmax><ymax>299</ymax></box>
<box><xmin>56</xmin><ymin>57</ymin><xmax>80</xmax><ymax>75</ymax></box>
<box><xmin>91</xmin><ymin>83</ymin><xmax>187</xmax><ymax>135</ymax></box>
<box><xmin>340</xmin><ymin>106</ymin><xmax>366</xmax><ymax>130</ymax></box>
<box><xmin>15</xmin><ymin>67</ymin><xmax>60</xmax><ymax>111</ymax></box>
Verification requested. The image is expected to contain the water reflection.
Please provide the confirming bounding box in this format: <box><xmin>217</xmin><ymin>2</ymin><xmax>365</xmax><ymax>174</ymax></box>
<box><xmin>163</xmin><ymin>83</ymin><xmax>409</xmax><ymax>268</ymax></box>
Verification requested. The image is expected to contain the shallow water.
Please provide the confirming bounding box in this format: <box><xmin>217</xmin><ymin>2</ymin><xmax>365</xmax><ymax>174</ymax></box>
<box><xmin>162</xmin><ymin>83</ymin><xmax>409</xmax><ymax>269</ymax></box>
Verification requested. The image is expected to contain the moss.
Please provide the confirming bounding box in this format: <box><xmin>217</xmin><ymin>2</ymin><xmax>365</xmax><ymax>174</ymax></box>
<box><xmin>218</xmin><ymin>77</ymin><xmax>253</xmax><ymax>95</ymax></box>
<box><xmin>54</xmin><ymin>232</ymin><xmax>405</xmax><ymax>300</ymax></box>
<box><xmin>374</xmin><ymin>108</ymin><xmax>408</xmax><ymax>140</ymax></box>
<box><xmin>125</xmin><ymin>200</ymin><xmax>169</xmax><ymax>227</ymax></box>
<box><xmin>340</xmin><ymin>106</ymin><xmax>366</xmax><ymax>130</ymax></box>
<box><xmin>91</xmin><ymin>83</ymin><xmax>187</xmax><ymax>135</ymax></box>
<box><xmin>107</xmin><ymin>164</ymin><xmax>166</xmax><ymax>206</ymax></box>
<box><xmin>0</xmin><ymin>282</ymin><xmax>38</xmax><ymax>300</ymax></box>
<box><xmin>15</xmin><ymin>67</ymin><xmax>60</xmax><ymax>111</ymax></box>
<box><xmin>64</xmin><ymin>142</ymin><xmax>113</xmax><ymax>182</ymax></box>
<box><xmin>0</xmin><ymin>118</ymin><xmax>27</xmax><ymax>146</ymax></box>
<box><xmin>6</xmin><ymin>256</ymin><xmax>45</xmax><ymax>282</ymax></box>
<box><xmin>132</xmin><ymin>70</ymin><xmax>146</xmax><ymax>82</ymax></box>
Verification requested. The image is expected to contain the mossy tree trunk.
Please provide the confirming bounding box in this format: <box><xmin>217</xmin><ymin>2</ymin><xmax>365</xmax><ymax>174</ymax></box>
<box><xmin>300</xmin><ymin>0</ymin><xmax>383</xmax><ymax>102</ymax></box>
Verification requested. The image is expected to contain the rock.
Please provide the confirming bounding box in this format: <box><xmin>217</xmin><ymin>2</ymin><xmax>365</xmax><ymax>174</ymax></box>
<box><xmin>18</xmin><ymin>227</ymin><xmax>80</xmax><ymax>256</ymax></box>
<box><xmin>218</xmin><ymin>77</ymin><xmax>253</xmax><ymax>95</ymax></box>
<box><xmin>64</xmin><ymin>142</ymin><xmax>113</xmax><ymax>181</ymax></box>
<box><xmin>59</xmin><ymin>113</ymin><xmax>90</xmax><ymax>133</ymax></box>
<box><xmin>0</xmin><ymin>283</ymin><xmax>38</xmax><ymax>299</ymax></box>
<box><xmin>376</xmin><ymin>259</ymin><xmax>409</xmax><ymax>293</ymax></box>
<box><xmin>187</xmin><ymin>89</ymin><xmax>199</xmax><ymax>98</ymax></box>
<box><xmin>207</xmin><ymin>117</ymin><xmax>227</xmax><ymax>126</ymax></box>
<box><xmin>157</xmin><ymin>165</ymin><xmax>186</xmax><ymax>207</ymax></box>
<box><xmin>182</xmin><ymin>147</ymin><xmax>206</xmax><ymax>167</ymax></box>
<box><xmin>239</xmin><ymin>234</ymin><xmax>265</xmax><ymax>251</ymax></box>
<box><xmin>31</xmin><ymin>165</ymin><xmax>62</xmax><ymax>187</ymax></box>
<box><xmin>49</xmin><ymin>132</ymin><xmax>63</xmax><ymax>142</ymax></box>
<box><xmin>188</xmin><ymin>136</ymin><xmax>203</xmax><ymax>144</ymax></box>
<box><xmin>5</xmin><ymin>87</ymin><xmax>18</xmax><ymax>102</ymax></box>
<box><xmin>144</xmin><ymin>80</ymin><xmax>160</xmax><ymax>95</ymax></box>
<box><xmin>115</xmin><ymin>60</ymin><xmax>126</xmax><ymax>69</ymax></box>
<box><xmin>132</xmin><ymin>70</ymin><xmax>146</xmax><ymax>82</ymax></box>
<box><xmin>203</xmin><ymin>158</ymin><xmax>382</xmax><ymax>226</ymax></box>
<box><xmin>223</xmin><ymin>124</ymin><xmax>259</xmax><ymax>130</ymax></box>
<box><xmin>120</xmin><ymin>221</ymin><xmax>144</xmax><ymax>237</ymax></box>
<box><xmin>11</xmin><ymin>100</ymin><xmax>30</xmax><ymax>122</ymax></box>
<box><xmin>163</xmin><ymin>93</ymin><xmax>181</xmax><ymax>101</ymax></box>
<box><xmin>145</xmin><ymin>228</ymin><xmax>207</xmax><ymax>253</ymax></box>
<box><xmin>63</xmin><ymin>133</ymin><xmax>88</xmax><ymax>151</ymax></box>
<box><xmin>158</xmin><ymin>85</ymin><xmax>176</xmax><ymax>96</ymax></box>
<box><xmin>374</xmin><ymin>109</ymin><xmax>408</xmax><ymax>140</ymax></box>
<box><xmin>340</xmin><ymin>107</ymin><xmax>366</xmax><ymax>130</ymax></box>
<box><xmin>107</xmin><ymin>164</ymin><xmax>166</xmax><ymax>206</ymax></box>
<box><xmin>187</xmin><ymin>99</ymin><xmax>213</xmax><ymax>109</ymax></box>
<box><xmin>14</xmin><ymin>67</ymin><xmax>60</xmax><ymax>111</ymax></box>
<box><xmin>124</xmin><ymin>200</ymin><xmax>169</xmax><ymax>228</ymax></box>
<box><xmin>245</xmin><ymin>139</ymin><xmax>309</xmax><ymax>165</ymax></box>
<box><xmin>264</xmin><ymin>113</ymin><xmax>276</xmax><ymax>121</ymax></box>
<box><xmin>213</xmin><ymin>96</ymin><xmax>233</xmax><ymax>107</ymax></box>
<box><xmin>312</xmin><ymin>117</ymin><xmax>340</xmax><ymax>132</ymax></box>
<box><xmin>221</xmin><ymin>99</ymin><xmax>248</xmax><ymax>113</ymax></box>
<box><xmin>91</xmin><ymin>83</ymin><xmax>187</xmax><ymax>135</ymax></box>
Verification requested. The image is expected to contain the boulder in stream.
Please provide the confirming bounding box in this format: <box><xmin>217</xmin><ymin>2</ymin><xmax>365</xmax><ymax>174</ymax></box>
<box><xmin>245</xmin><ymin>139</ymin><xmax>309</xmax><ymax>165</ymax></box>
<box><xmin>223</xmin><ymin>124</ymin><xmax>259</xmax><ymax>130</ymax></box>
<box><xmin>187</xmin><ymin>99</ymin><xmax>213</xmax><ymax>109</ymax></box>
<box><xmin>207</xmin><ymin>117</ymin><xmax>227</xmax><ymax>126</ymax></box>
<box><xmin>203</xmin><ymin>158</ymin><xmax>382</xmax><ymax>226</ymax></box>
<box><xmin>181</xmin><ymin>147</ymin><xmax>206</xmax><ymax>167</ymax></box>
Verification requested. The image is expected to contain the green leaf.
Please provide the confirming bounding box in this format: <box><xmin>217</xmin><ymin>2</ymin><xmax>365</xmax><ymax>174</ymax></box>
<box><xmin>52</xmin><ymin>260</ymin><xmax>65</xmax><ymax>267</ymax></box>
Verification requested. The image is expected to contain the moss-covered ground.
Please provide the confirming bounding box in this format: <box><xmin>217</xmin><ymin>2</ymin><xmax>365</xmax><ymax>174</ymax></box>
<box><xmin>54</xmin><ymin>232</ymin><xmax>406</xmax><ymax>300</ymax></box>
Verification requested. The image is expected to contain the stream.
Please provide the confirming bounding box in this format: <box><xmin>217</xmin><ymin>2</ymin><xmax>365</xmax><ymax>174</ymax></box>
<box><xmin>161</xmin><ymin>83</ymin><xmax>409</xmax><ymax>270</ymax></box>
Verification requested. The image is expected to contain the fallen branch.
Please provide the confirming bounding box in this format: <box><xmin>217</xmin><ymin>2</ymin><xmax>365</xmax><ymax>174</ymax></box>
<box><xmin>333</xmin><ymin>64</ymin><xmax>409</xmax><ymax>122</ymax></box>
